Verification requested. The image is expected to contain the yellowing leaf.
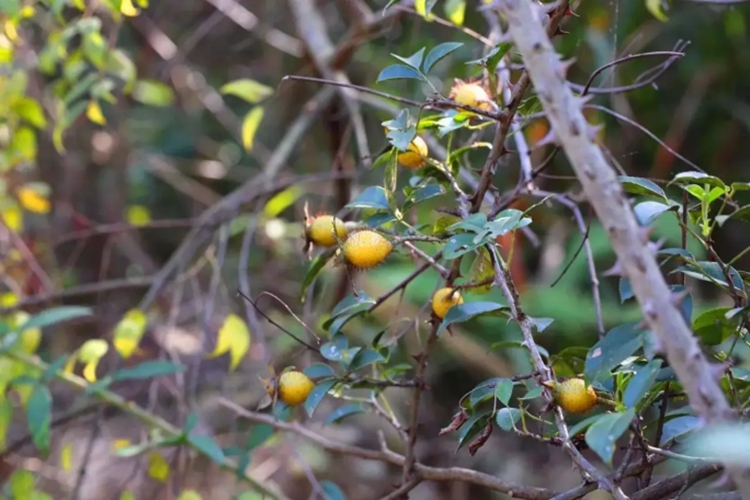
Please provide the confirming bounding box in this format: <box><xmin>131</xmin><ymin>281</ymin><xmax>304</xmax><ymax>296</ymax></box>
<box><xmin>207</xmin><ymin>313</ymin><xmax>250</xmax><ymax>371</ymax></box>
<box><xmin>177</xmin><ymin>491</ymin><xmax>202</xmax><ymax>500</ymax></box>
<box><xmin>86</xmin><ymin>100</ymin><xmax>106</xmax><ymax>125</ymax></box>
<box><xmin>263</xmin><ymin>186</ymin><xmax>302</xmax><ymax>218</ymax></box>
<box><xmin>219</xmin><ymin>79</ymin><xmax>273</xmax><ymax>104</ymax></box>
<box><xmin>126</xmin><ymin>205</ymin><xmax>151</xmax><ymax>226</ymax></box>
<box><xmin>4</xmin><ymin>20</ymin><xmax>18</xmax><ymax>43</ymax></box>
<box><xmin>444</xmin><ymin>0</ymin><xmax>466</xmax><ymax>26</ymax></box>
<box><xmin>14</xmin><ymin>312</ymin><xmax>41</xmax><ymax>354</ymax></box>
<box><xmin>147</xmin><ymin>451</ymin><xmax>170</xmax><ymax>482</ymax></box>
<box><xmin>120</xmin><ymin>492</ymin><xmax>136</xmax><ymax>500</ymax></box>
<box><xmin>1</xmin><ymin>206</ymin><xmax>23</xmax><ymax>232</ymax></box>
<box><xmin>646</xmin><ymin>0</ymin><xmax>668</xmax><ymax>21</ymax></box>
<box><xmin>60</xmin><ymin>443</ymin><xmax>73</xmax><ymax>471</ymax></box>
<box><xmin>113</xmin><ymin>309</ymin><xmax>147</xmax><ymax>359</ymax></box>
<box><xmin>136</xmin><ymin>0</ymin><xmax>149</xmax><ymax>7</ymax></box>
<box><xmin>11</xmin><ymin>126</ymin><xmax>37</xmax><ymax>160</ymax></box>
<box><xmin>78</xmin><ymin>339</ymin><xmax>109</xmax><ymax>382</ymax></box>
<box><xmin>241</xmin><ymin>106</ymin><xmax>264</xmax><ymax>153</ymax></box>
<box><xmin>120</xmin><ymin>0</ymin><xmax>139</xmax><ymax>16</ymax></box>
<box><xmin>17</xmin><ymin>187</ymin><xmax>51</xmax><ymax>214</ymax></box>
<box><xmin>14</xmin><ymin>97</ymin><xmax>47</xmax><ymax>128</ymax></box>
<box><xmin>0</xmin><ymin>293</ymin><xmax>18</xmax><ymax>308</ymax></box>
<box><xmin>20</xmin><ymin>6</ymin><xmax>36</xmax><ymax>18</ymax></box>
<box><xmin>132</xmin><ymin>79</ymin><xmax>173</xmax><ymax>107</ymax></box>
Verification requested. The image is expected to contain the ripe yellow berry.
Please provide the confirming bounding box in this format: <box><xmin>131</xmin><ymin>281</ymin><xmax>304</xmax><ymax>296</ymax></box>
<box><xmin>543</xmin><ymin>378</ymin><xmax>598</xmax><ymax>415</ymax></box>
<box><xmin>450</xmin><ymin>81</ymin><xmax>492</xmax><ymax>112</ymax></box>
<box><xmin>307</xmin><ymin>215</ymin><xmax>348</xmax><ymax>247</ymax></box>
<box><xmin>275</xmin><ymin>371</ymin><xmax>316</xmax><ymax>406</ymax></box>
<box><xmin>397</xmin><ymin>136</ymin><xmax>429</xmax><ymax>168</ymax></box>
<box><xmin>431</xmin><ymin>287</ymin><xmax>464</xmax><ymax>319</ymax></box>
<box><xmin>341</xmin><ymin>230</ymin><xmax>392</xmax><ymax>269</ymax></box>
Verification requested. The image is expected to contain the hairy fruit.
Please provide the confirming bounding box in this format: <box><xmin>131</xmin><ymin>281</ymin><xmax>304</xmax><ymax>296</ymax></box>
<box><xmin>266</xmin><ymin>370</ymin><xmax>316</xmax><ymax>406</ymax></box>
<box><xmin>397</xmin><ymin>136</ymin><xmax>429</xmax><ymax>168</ymax></box>
<box><xmin>307</xmin><ymin>214</ymin><xmax>348</xmax><ymax>247</ymax></box>
<box><xmin>543</xmin><ymin>378</ymin><xmax>598</xmax><ymax>415</ymax></box>
<box><xmin>431</xmin><ymin>287</ymin><xmax>464</xmax><ymax>319</ymax></box>
<box><xmin>449</xmin><ymin>80</ymin><xmax>492</xmax><ymax>112</ymax></box>
<box><xmin>342</xmin><ymin>230</ymin><xmax>392</xmax><ymax>269</ymax></box>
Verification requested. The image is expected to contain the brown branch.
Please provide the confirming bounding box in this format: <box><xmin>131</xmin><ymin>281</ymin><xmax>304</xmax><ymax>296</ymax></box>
<box><xmin>497</xmin><ymin>0</ymin><xmax>750</xmax><ymax>496</ymax></box>
<box><xmin>631</xmin><ymin>463</ymin><xmax>723</xmax><ymax>500</ymax></box>
<box><xmin>219</xmin><ymin>398</ymin><xmax>556</xmax><ymax>500</ymax></box>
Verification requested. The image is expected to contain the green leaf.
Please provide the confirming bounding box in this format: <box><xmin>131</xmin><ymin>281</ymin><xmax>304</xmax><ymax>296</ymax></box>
<box><xmin>443</xmin><ymin>233</ymin><xmax>483</xmax><ymax>259</ymax></box>
<box><xmin>320</xmin><ymin>334</ymin><xmax>349</xmax><ymax>362</ymax></box>
<box><xmin>26</xmin><ymin>385</ymin><xmax>51</xmax><ymax>456</ymax></box>
<box><xmin>685</xmin><ymin>422</ymin><xmax>750</xmax><ymax>467</ymax></box>
<box><xmin>132</xmin><ymin>79</ymin><xmax>174</xmax><ymax>107</ymax></box>
<box><xmin>619</xmin><ymin>277</ymin><xmax>633</xmax><ymax>303</ymax></box>
<box><xmin>376</xmin><ymin>65</ymin><xmax>424</xmax><ymax>82</ymax></box>
<box><xmin>659</xmin><ymin>415</ymin><xmax>699</xmax><ymax>446</ymax></box>
<box><xmin>331</xmin><ymin>292</ymin><xmax>375</xmax><ymax>318</ymax></box>
<box><xmin>671</xmin><ymin>284</ymin><xmax>692</xmax><ymax>323</ymax></box>
<box><xmin>618</xmin><ymin>176</ymin><xmax>667</xmax><ymax>200</ymax></box>
<box><xmin>692</xmin><ymin>307</ymin><xmax>738</xmax><ymax>346</ymax></box>
<box><xmin>346</xmin><ymin>186</ymin><xmax>390</xmax><ymax>210</ymax></box>
<box><xmin>438</xmin><ymin>302</ymin><xmax>506</xmax><ymax>334</ymax></box>
<box><xmin>423</xmin><ymin>42</ymin><xmax>463</xmax><ymax>74</ymax></box>
<box><xmin>467</xmin><ymin>42</ymin><xmax>511</xmax><ymax>73</ymax></box>
<box><xmin>347</xmin><ymin>348</ymin><xmax>385</xmax><ymax>372</ymax></box>
<box><xmin>188</xmin><ymin>434</ymin><xmax>225</xmax><ymax>464</ymax></box>
<box><xmin>325</xmin><ymin>404</ymin><xmax>365</xmax><ymax>425</ymax></box>
<box><xmin>633</xmin><ymin>201</ymin><xmax>674</xmax><ymax>226</ymax></box>
<box><xmin>623</xmin><ymin>360</ymin><xmax>662</xmax><ymax>409</ymax></box>
<box><xmin>386</xmin><ymin>125</ymin><xmax>416</xmax><ymax>151</ymax></box>
<box><xmin>646</xmin><ymin>0</ymin><xmax>668</xmax><ymax>21</ymax></box>
<box><xmin>245</xmin><ymin>424</ymin><xmax>274</xmax><ymax>452</ymax></box>
<box><xmin>443</xmin><ymin>0</ymin><xmax>466</xmax><ymax>25</ymax></box>
<box><xmin>17</xmin><ymin>306</ymin><xmax>92</xmax><ymax>332</ymax></box>
<box><xmin>495</xmin><ymin>408</ymin><xmax>521</xmax><ymax>431</ymax></box>
<box><xmin>415</xmin><ymin>0</ymin><xmax>438</xmax><ymax>17</ymax></box>
<box><xmin>300</xmin><ymin>248</ymin><xmax>336</xmax><ymax>301</ymax></box>
<box><xmin>10</xmin><ymin>127</ymin><xmax>36</xmax><ymax>160</ymax></box>
<box><xmin>494</xmin><ymin>378</ymin><xmax>514</xmax><ymax>405</ymax></box>
<box><xmin>303</xmin><ymin>363</ymin><xmax>335</xmax><ymax>379</ymax></box>
<box><xmin>112</xmin><ymin>360</ymin><xmax>185</xmax><ymax>381</ymax></box>
<box><xmin>585</xmin><ymin>409</ymin><xmax>635</xmax><ymax>465</ymax></box>
<box><xmin>320</xmin><ymin>480</ymin><xmax>346</xmax><ymax>500</ymax></box>
<box><xmin>585</xmin><ymin>323</ymin><xmax>645</xmax><ymax>382</ymax></box>
<box><xmin>9</xmin><ymin>470</ymin><xmax>34</xmax><ymax>498</ymax></box>
<box><xmin>671</xmin><ymin>261</ymin><xmax>744</xmax><ymax>291</ymax></box>
<box><xmin>392</xmin><ymin>47</ymin><xmax>425</xmax><ymax>70</ymax></box>
<box><xmin>15</xmin><ymin>97</ymin><xmax>47</xmax><ymax>129</ymax></box>
<box><xmin>456</xmin><ymin>411</ymin><xmax>490</xmax><ymax>451</ymax></box>
<box><xmin>448</xmin><ymin>213</ymin><xmax>487</xmax><ymax>233</ymax></box>
<box><xmin>403</xmin><ymin>184</ymin><xmax>445</xmax><ymax>210</ymax></box>
<box><xmin>568</xmin><ymin>413</ymin><xmax>603</xmax><ymax>438</ymax></box>
<box><xmin>468</xmin><ymin>247</ymin><xmax>493</xmax><ymax>295</ymax></box>
<box><xmin>305</xmin><ymin>379</ymin><xmax>336</xmax><ymax>418</ymax></box>
<box><xmin>670</xmin><ymin>171</ymin><xmax>726</xmax><ymax>189</ymax></box>
<box><xmin>384</xmin><ymin>149</ymin><xmax>398</xmax><ymax>196</ymax></box>
<box><xmin>468</xmin><ymin>378</ymin><xmax>504</xmax><ymax>407</ymax></box>
<box><xmin>241</xmin><ymin>107</ymin><xmax>264</xmax><ymax>152</ymax></box>
<box><xmin>529</xmin><ymin>317</ymin><xmax>554</xmax><ymax>333</ymax></box>
<box><xmin>106</xmin><ymin>49</ymin><xmax>137</xmax><ymax>93</ymax></box>
<box><xmin>220</xmin><ymin>79</ymin><xmax>273</xmax><ymax>103</ymax></box>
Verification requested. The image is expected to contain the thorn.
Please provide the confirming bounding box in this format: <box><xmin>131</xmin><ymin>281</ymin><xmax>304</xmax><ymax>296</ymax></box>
<box><xmin>602</xmin><ymin>260</ymin><xmax>625</xmax><ymax>277</ymax></box>
<box><xmin>710</xmin><ymin>362</ymin><xmax>727</xmax><ymax>381</ymax></box>
<box><xmin>553</xmin><ymin>26</ymin><xmax>570</xmax><ymax>37</ymax></box>
<box><xmin>636</xmin><ymin>318</ymin><xmax>649</xmax><ymax>331</ymax></box>
<box><xmin>670</xmin><ymin>290</ymin><xmax>690</xmax><ymax>306</ymax></box>
<box><xmin>564</xmin><ymin>6</ymin><xmax>580</xmax><ymax>17</ymax></box>
<box><xmin>638</xmin><ymin>226</ymin><xmax>654</xmax><ymax>243</ymax></box>
<box><xmin>557</xmin><ymin>58</ymin><xmax>576</xmax><ymax>78</ymax></box>
<box><xmin>586</xmin><ymin>123</ymin><xmax>605</xmax><ymax>141</ymax></box>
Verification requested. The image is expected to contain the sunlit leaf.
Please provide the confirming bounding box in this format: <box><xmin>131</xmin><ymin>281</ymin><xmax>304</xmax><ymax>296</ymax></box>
<box><xmin>177</xmin><ymin>491</ymin><xmax>203</xmax><ymax>500</ymax></box>
<box><xmin>132</xmin><ymin>79</ymin><xmax>174</xmax><ymax>107</ymax></box>
<box><xmin>9</xmin><ymin>470</ymin><xmax>34</xmax><ymax>498</ymax></box>
<box><xmin>241</xmin><ymin>106</ymin><xmax>264</xmax><ymax>152</ymax></box>
<box><xmin>438</xmin><ymin>302</ymin><xmax>507</xmax><ymax>334</ymax></box>
<box><xmin>113</xmin><ymin>309</ymin><xmax>147</xmax><ymax>359</ymax></box>
<box><xmin>444</xmin><ymin>0</ymin><xmax>466</xmax><ymax>26</ymax></box>
<box><xmin>346</xmin><ymin>186</ymin><xmax>390</xmax><ymax>210</ymax></box>
<box><xmin>207</xmin><ymin>313</ymin><xmax>251</xmax><ymax>370</ymax></box>
<box><xmin>220</xmin><ymin>79</ymin><xmax>273</xmax><ymax>103</ymax></box>
<box><xmin>120</xmin><ymin>0</ymin><xmax>139</xmax><ymax>16</ymax></box>
<box><xmin>126</xmin><ymin>205</ymin><xmax>151</xmax><ymax>226</ymax></box>
<box><xmin>78</xmin><ymin>339</ymin><xmax>109</xmax><ymax>382</ymax></box>
<box><xmin>14</xmin><ymin>97</ymin><xmax>47</xmax><ymax>128</ymax></box>
<box><xmin>376</xmin><ymin>64</ymin><xmax>424</xmax><ymax>82</ymax></box>
<box><xmin>86</xmin><ymin>100</ymin><xmax>106</xmax><ymax>125</ymax></box>
<box><xmin>60</xmin><ymin>443</ymin><xmax>73</xmax><ymax>471</ymax></box>
<box><xmin>585</xmin><ymin>409</ymin><xmax>635</xmax><ymax>465</ymax></box>
<box><xmin>16</xmin><ymin>186</ymin><xmax>50</xmax><ymax>214</ymax></box>
<box><xmin>147</xmin><ymin>451</ymin><xmax>170</xmax><ymax>482</ymax></box>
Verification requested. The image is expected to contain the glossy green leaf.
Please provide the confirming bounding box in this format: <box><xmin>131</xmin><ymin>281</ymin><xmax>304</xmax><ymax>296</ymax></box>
<box><xmin>456</xmin><ymin>411</ymin><xmax>490</xmax><ymax>451</ymax></box>
<box><xmin>585</xmin><ymin>323</ymin><xmax>645</xmax><ymax>382</ymax></box>
<box><xmin>347</xmin><ymin>348</ymin><xmax>385</xmax><ymax>372</ymax></box>
<box><xmin>188</xmin><ymin>434</ymin><xmax>225</xmax><ymax>464</ymax></box>
<box><xmin>494</xmin><ymin>378</ymin><xmax>514</xmax><ymax>405</ymax></box>
<box><xmin>438</xmin><ymin>302</ymin><xmax>506</xmax><ymax>334</ymax></box>
<box><xmin>17</xmin><ymin>306</ymin><xmax>92</xmax><ymax>332</ymax></box>
<box><xmin>404</xmin><ymin>184</ymin><xmax>445</xmax><ymax>210</ymax></box>
<box><xmin>585</xmin><ymin>409</ymin><xmax>635</xmax><ymax>465</ymax></box>
<box><xmin>692</xmin><ymin>307</ymin><xmax>738</xmax><ymax>346</ymax></box>
<box><xmin>376</xmin><ymin>64</ymin><xmax>424</xmax><ymax>82</ymax></box>
<box><xmin>325</xmin><ymin>404</ymin><xmax>365</xmax><ymax>425</ymax></box>
<box><xmin>305</xmin><ymin>379</ymin><xmax>336</xmax><ymax>418</ymax></box>
<box><xmin>659</xmin><ymin>415</ymin><xmax>699</xmax><ymax>446</ymax></box>
<box><xmin>112</xmin><ymin>360</ymin><xmax>185</xmax><ymax>381</ymax></box>
<box><xmin>303</xmin><ymin>363</ymin><xmax>335</xmax><ymax>379</ymax></box>
<box><xmin>618</xmin><ymin>176</ymin><xmax>667</xmax><ymax>200</ymax></box>
<box><xmin>300</xmin><ymin>249</ymin><xmax>336</xmax><ymax>301</ymax></box>
<box><xmin>623</xmin><ymin>360</ymin><xmax>662</xmax><ymax>409</ymax></box>
<box><xmin>391</xmin><ymin>47</ymin><xmax>425</xmax><ymax>69</ymax></box>
<box><xmin>670</xmin><ymin>171</ymin><xmax>725</xmax><ymax>189</ymax></box>
<box><xmin>423</xmin><ymin>42</ymin><xmax>463</xmax><ymax>74</ymax></box>
<box><xmin>26</xmin><ymin>385</ymin><xmax>51</xmax><ymax>456</ymax></box>
<box><xmin>346</xmin><ymin>187</ymin><xmax>390</xmax><ymax>211</ymax></box>
<box><xmin>443</xmin><ymin>233</ymin><xmax>483</xmax><ymax>259</ymax></box>
<box><xmin>633</xmin><ymin>201</ymin><xmax>674</xmax><ymax>226</ymax></box>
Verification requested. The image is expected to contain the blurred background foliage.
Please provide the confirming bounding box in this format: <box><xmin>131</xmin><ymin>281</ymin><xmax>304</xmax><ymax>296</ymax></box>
<box><xmin>1</xmin><ymin>0</ymin><xmax>749</xmax><ymax>498</ymax></box>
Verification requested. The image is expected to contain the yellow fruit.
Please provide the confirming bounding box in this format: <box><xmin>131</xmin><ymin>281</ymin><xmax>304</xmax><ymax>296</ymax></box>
<box><xmin>342</xmin><ymin>230</ymin><xmax>392</xmax><ymax>269</ymax></box>
<box><xmin>450</xmin><ymin>81</ymin><xmax>492</xmax><ymax>112</ymax></box>
<box><xmin>307</xmin><ymin>214</ymin><xmax>348</xmax><ymax>247</ymax></box>
<box><xmin>543</xmin><ymin>378</ymin><xmax>598</xmax><ymax>415</ymax></box>
<box><xmin>275</xmin><ymin>371</ymin><xmax>316</xmax><ymax>406</ymax></box>
<box><xmin>431</xmin><ymin>287</ymin><xmax>464</xmax><ymax>319</ymax></box>
<box><xmin>397</xmin><ymin>136</ymin><xmax>429</xmax><ymax>168</ymax></box>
